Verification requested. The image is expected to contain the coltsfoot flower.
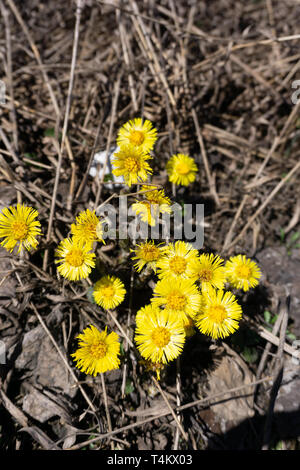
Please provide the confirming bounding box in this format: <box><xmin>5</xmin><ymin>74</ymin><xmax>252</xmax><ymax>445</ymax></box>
<box><xmin>135</xmin><ymin>307</ymin><xmax>186</xmax><ymax>364</ymax></box>
<box><xmin>166</xmin><ymin>153</ymin><xmax>198</xmax><ymax>186</ymax></box>
<box><xmin>131</xmin><ymin>240</ymin><xmax>166</xmax><ymax>273</ymax></box>
<box><xmin>131</xmin><ymin>185</ymin><xmax>172</xmax><ymax>226</ymax></box>
<box><xmin>55</xmin><ymin>237</ymin><xmax>95</xmax><ymax>281</ymax></box>
<box><xmin>151</xmin><ymin>277</ymin><xmax>202</xmax><ymax>324</ymax></box>
<box><xmin>93</xmin><ymin>275</ymin><xmax>126</xmax><ymax>310</ymax></box>
<box><xmin>189</xmin><ymin>253</ymin><xmax>226</xmax><ymax>291</ymax></box>
<box><xmin>71</xmin><ymin>325</ymin><xmax>120</xmax><ymax>376</ymax></box>
<box><xmin>117</xmin><ymin>118</ymin><xmax>157</xmax><ymax>153</ymax></box>
<box><xmin>195</xmin><ymin>287</ymin><xmax>242</xmax><ymax>339</ymax></box>
<box><xmin>112</xmin><ymin>144</ymin><xmax>152</xmax><ymax>187</ymax></box>
<box><xmin>71</xmin><ymin>209</ymin><xmax>104</xmax><ymax>244</ymax></box>
<box><xmin>156</xmin><ymin>240</ymin><xmax>199</xmax><ymax>280</ymax></box>
<box><xmin>0</xmin><ymin>204</ymin><xmax>41</xmax><ymax>253</ymax></box>
<box><xmin>225</xmin><ymin>255</ymin><xmax>261</xmax><ymax>291</ymax></box>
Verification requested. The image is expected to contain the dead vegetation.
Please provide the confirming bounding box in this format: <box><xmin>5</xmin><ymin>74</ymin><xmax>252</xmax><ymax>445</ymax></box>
<box><xmin>0</xmin><ymin>0</ymin><xmax>300</xmax><ymax>450</ymax></box>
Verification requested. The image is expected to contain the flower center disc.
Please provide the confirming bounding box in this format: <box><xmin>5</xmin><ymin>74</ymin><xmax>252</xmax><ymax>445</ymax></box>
<box><xmin>198</xmin><ymin>269</ymin><xmax>213</xmax><ymax>282</ymax></box>
<box><xmin>236</xmin><ymin>265</ymin><xmax>251</xmax><ymax>279</ymax></box>
<box><xmin>86</xmin><ymin>223</ymin><xmax>96</xmax><ymax>234</ymax></box>
<box><xmin>65</xmin><ymin>248</ymin><xmax>84</xmax><ymax>267</ymax></box>
<box><xmin>11</xmin><ymin>221</ymin><xmax>28</xmax><ymax>240</ymax></box>
<box><xmin>124</xmin><ymin>156</ymin><xmax>140</xmax><ymax>172</ymax></box>
<box><xmin>142</xmin><ymin>245</ymin><xmax>160</xmax><ymax>261</ymax></box>
<box><xmin>146</xmin><ymin>191</ymin><xmax>160</xmax><ymax>204</ymax></box>
<box><xmin>167</xmin><ymin>291</ymin><xmax>186</xmax><ymax>310</ymax></box>
<box><xmin>102</xmin><ymin>285</ymin><xmax>115</xmax><ymax>299</ymax></box>
<box><xmin>129</xmin><ymin>130</ymin><xmax>145</xmax><ymax>146</ymax></box>
<box><xmin>151</xmin><ymin>327</ymin><xmax>170</xmax><ymax>348</ymax></box>
<box><xmin>209</xmin><ymin>305</ymin><xmax>227</xmax><ymax>323</ymax></box>
<box><xmin>176</xmin><ymin>162</ymin><xmax>190</xmax><ymax>175</ymax></box>
<box><xmin>90</xmin><ymin>341</ymin><xmax>108</xmax><ymax>359</ymax></box>
<box><xmin>169</xmin><ymin>256</ymin><xmax>187</xmax><ymax>275</ymax></box>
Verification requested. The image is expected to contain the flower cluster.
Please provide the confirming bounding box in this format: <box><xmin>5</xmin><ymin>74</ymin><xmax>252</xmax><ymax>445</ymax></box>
<box><xmin>112</xmin><ymin>118</ymin><xmax>198</xmax><ymax>227</ymax></box>
<box><xmin>132</xmin><ymin>240</ymin><xmax>261</xmax><ymax>379</ymax></box>
<box><xmin>0</xmin><ymin>118</ymin><xmax>262</xmax><ymax>383</ymax></box>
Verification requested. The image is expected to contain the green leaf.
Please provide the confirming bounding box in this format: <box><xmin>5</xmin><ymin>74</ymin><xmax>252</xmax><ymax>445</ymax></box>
<box><xmin>286</xmin><ymin>332</ymin><xmax>297</xmax><ymax>341</ymax></box>
<box><xmin>279</xmin><ymin>228</ymin><xmax>285</xmax><ymax>243</ymax></box>
<box><xmin>290</xmin><ymin>232</ymin><xmax>300</xmax><ymax>243</ymax></box>
<box><xmin>270</xmin><ymin>313</ymin><xmax>278</xmax><ymax>325</ymax></box>
<box><xmin>241</xmin><ymin>347</ymin><xmax>258</xmax><ymax>364</ymax></box>
<box><xmin>44</xmin><ymin>127</ymin><xmax>55</xmax><ymax>137</ymax></box>
<box><xmin>264</xmin><ymin>310</ymin><xmax>272</xmax><ymax>323</ymax></box>
<box><xmin>104</xmin><ymin>173</ymin><xmax>114</xmax><ymax>182</ymax></box>
<box><xmin>125</xmin><ymin>379</ymin><xmax>134</xmax><ymax>395</ymax></box>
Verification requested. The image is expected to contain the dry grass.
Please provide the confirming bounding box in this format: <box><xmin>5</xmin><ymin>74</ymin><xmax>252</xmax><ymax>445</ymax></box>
<box><xmin>0</xmin><ymin>0</ymin><xmax>300</xmax><ymax>451</ymax></box>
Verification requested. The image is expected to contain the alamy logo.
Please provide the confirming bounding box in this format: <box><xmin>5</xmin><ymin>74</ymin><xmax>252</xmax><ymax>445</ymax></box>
<box><xmin>291</xmin><ymin>80</ymin><xmax>300</xmax><ymax>105</ymax></box>
<box><xmin>96</xmin><ymin>198</ymin><xmax>205</xmax><ymax>249</ymax></box>
<box><xmin>0</xmin><ymin>80</ymin><xmax>5</xmax><ymax>104</ymax></box>
<box><xmin>0</xmin><ymin>341</ymin><xmax>6</xmax><ymax>364</ymax></box>
<box><xmin>292</xmin><ymin>340</ymin><xmax>300</xmax><ymax>365</ymax></box>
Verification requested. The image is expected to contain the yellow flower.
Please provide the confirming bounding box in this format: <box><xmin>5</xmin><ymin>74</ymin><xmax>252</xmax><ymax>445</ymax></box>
<box><xmin>135</xmin><ymin>307</ymin><xmax>185</xmax><ymax>364</ymax></box>
<box><xmin>71</xmin><ymin>325</ymin><xmax>120</xmax><ymax>376</ymax></box>
<box><xmin>142</xmin><ymin>185</ymin><xmax>171</xmax><ymax>206</ymax></box>
<box><xmin>112</xmin><ymin>144</ymin><xmax>152</xmax><ymax>187</ymax></box>
<box><xmin>156</xmin><ymin>240</ymin><xmax>199</xmax><ymax>280</ymax></box>
<box><xmin>131</xmin><ymin>185</ymin><xmax>172</xmax><ymax>226</ymax></box>
<box><xmin>225</xmin><ymin>255</ymin><xmax>261</xmax><ymax>291</ymax></box>
<box><xmin>131</xmin><ymin>200</ymin><xmax>170</xmax><ymax>227</ymax></box>
<box><xmin>55</xmin><ymin>237</ymin><xmax>95</xmax><ymax>281</ymax></box>
<box><xmin>71</xmin><ymin>209</ymin><xmax>104</xmax><ymax>244</ymax></box>
<box><xmin>189</xmin><ymin>253</ymin><xmax>226</xmax><ymax>291</ymax></box>
<box><xmin>151</xmin><ymin>277</ymin><xmax>202</xmax><ymax>324</ymax></box>
<box><xmin>0</xmin><ymin>204</ymin><xmax>41</xmax><ymax>253</ymax></box>
<box><xmin>131</xmin><ymin>240</ymin><xmax>166</xmax><ymax>273</ymax></box>
<box><xmin>195</xmin><ymin>287</ymin><xmax>242</xmax><ymax>339</ymax></box>
<box><xmin>136</xmin><ymin>303</ymin><xmax>159</xmax><ymax>325</ymax></box>
<box><xmin>93</xmin><ymin>275</ymin><xmax>126</xmax><ymax>310</ymax></box>
<box><xmin>166</xmin><ymin>153</ymin><xmax>198</xmax><ymax>186</ymax></box>
<box><xmin>117</xmin><ymin>118</ymin><xmax>157</xmax><ymax>153</ymax></box>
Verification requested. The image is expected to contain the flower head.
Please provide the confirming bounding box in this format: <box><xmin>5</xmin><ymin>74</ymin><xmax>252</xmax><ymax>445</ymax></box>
<box><xmin>225</xmin><ymin>255</ymin><xmax>261</xmax><ymax>291</ymax></box>
<box><xmin>71</xmin><ymin>209</ymin><xmax>104</xmax><ymax>244</ymax></box>
<box><xmin>142</xmin><ymin>185</ymin><xmax>171</xmax><ymax>206</ymax></box>
<box><xmin>117</xmin><ymin>118</ymin><xmax>157</xmax><ymax>153</ymax></box>
<box><xmin>71</xmin><ymin>325</ymin><xmax>120</xmax><ymax>376</ymax></box>
<box><xmin>93</xmin><ymin>275</ymin><xmax>126</xmax><ymax>310</ymax></box>
<box><xmin>131</xmin><ymin>185</ymin><xmax>172</xmax><ymax>226</ymax></box>
<box><xmin>195</xmin><ymin>287</ymin><xmax>242</xmax><ymax>339</ymax></box>
<box><xmin>112</xmin><ymin>144</ymin><xmax>152</xmax><ymax>187</ymax></box>
<box><xmin>135</xmin><ymin>307</ymin><xmax>185</xmax><ymax>364</ymax></box>
<box><xmin>166</xmin><ymin>153</ymin><xmax>198</xmax><ymax>186</ymax></box>
<box><xmin>131</xmin><ymin>200</ymin><xmax>171</xmax><ymax>227</ymax></box>
<box><xmin>189</xmin><ymin>253</ymin><xmax>226</xmax><ymax>291</ymax></box>
<box><xmin>156</xmin><ymin>241</ymin><xmax>199</xmax><ymax>280</ymax></box>
<box><xmin>0</xmin><ymin>204</ymin><xmax>41</xmax><ymax>253</ymax></box>
<box><xmin>131</xmin><ymin>240</ymin><xmax>166</xmax><ymax>273</ymax></box>
<box><xmin>151</xmin><ymin>277</ymin><xmax>202</xmax><ymax>324</ymax></box>
<box><xmin>55</xmin><ymin>237</ymin><xmax>95</xmax><ymax>281</ymax></box>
